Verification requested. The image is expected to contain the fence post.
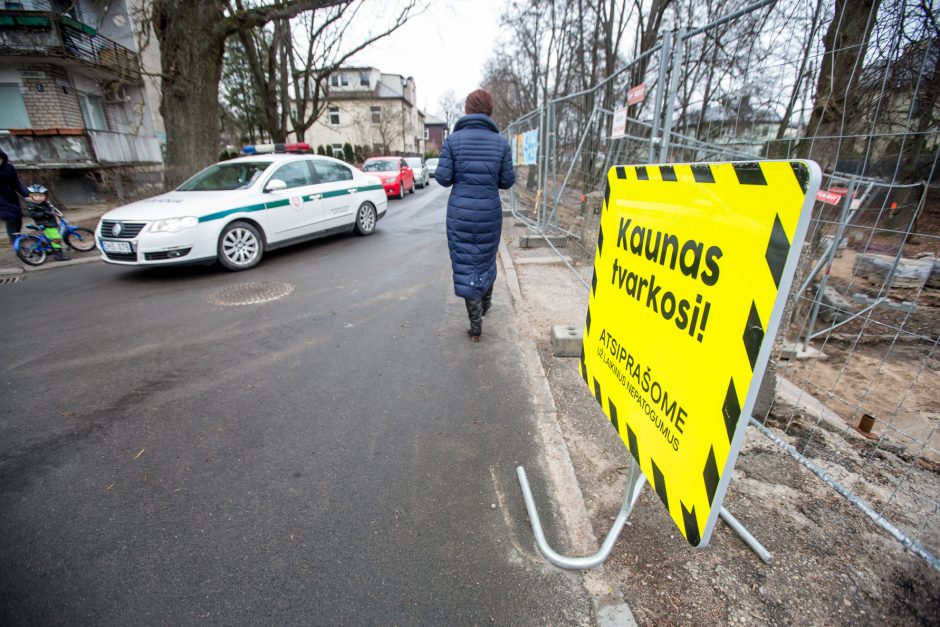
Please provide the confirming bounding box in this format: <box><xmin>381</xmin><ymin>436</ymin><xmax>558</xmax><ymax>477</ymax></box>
<box><xmin>536</xmin><ymin>103</ymin><xmax>546</xmax><ymax>230</ymax></box>
<box><xmin>649</xmin><ymin>31</ymin><xmax>672</xmax><ymax>163</ymax></box>
<box><xmin>803</xmin><ymin>177</ymin><xmax>858</xmax><ymax>348</ymax></box>
<box><xmin>659</xmin><ymin>28</ymin><xmax>685</xmax><ymax>163</ymax></box>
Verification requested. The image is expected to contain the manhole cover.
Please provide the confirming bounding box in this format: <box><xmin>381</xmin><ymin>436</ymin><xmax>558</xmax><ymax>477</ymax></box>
<box><xmin>208</xmin><ymin>281</ymin><xmax>294</xmax><ymax>306</ymax></box>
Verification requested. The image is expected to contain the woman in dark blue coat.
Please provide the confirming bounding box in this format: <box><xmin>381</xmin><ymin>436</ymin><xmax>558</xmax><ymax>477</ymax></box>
<box><xmin>0</xmin><ymin>150</ymin><xmax>27</xmax><ymax>245</ymax></box>
<box><xmin>435</xmin><ymin>89</ymin><xmax>516</xmax><ymax>342</ymax></box>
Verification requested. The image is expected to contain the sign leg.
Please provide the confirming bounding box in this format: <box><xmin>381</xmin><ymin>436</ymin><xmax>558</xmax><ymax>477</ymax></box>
<box><xmin>719</xmin><ymin>507</ymin><xmax>774</xmax><ymax>564</ymax></box>
<box><xmin>516</xmin><ymin>461</ymin><xmax>647</xmax><ymax>569</ymax></box>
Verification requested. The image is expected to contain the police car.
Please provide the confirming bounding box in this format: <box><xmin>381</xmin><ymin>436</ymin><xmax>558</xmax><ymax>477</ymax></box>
<box><xmin>96</xmin><ymin>152</ymin><xmax>387</xmax><ymax>271</ymax></box>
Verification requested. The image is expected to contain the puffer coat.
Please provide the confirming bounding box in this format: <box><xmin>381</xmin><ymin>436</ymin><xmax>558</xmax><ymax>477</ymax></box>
<box><xmin>0</xmin><ymin>150</ymin><xmax>27</xmax><ymax>221</ymax></box>
<box><xmin>436</xmin><ymin>114</ymin><xmax>516</xmax><ymax>300</ymax></box>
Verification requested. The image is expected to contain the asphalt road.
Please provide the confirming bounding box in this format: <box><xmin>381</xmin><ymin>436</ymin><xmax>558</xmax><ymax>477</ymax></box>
<box><xmin>0</xmin><ymin>181</ymin><xmax>591</xmax><ymax>625</ymax></box>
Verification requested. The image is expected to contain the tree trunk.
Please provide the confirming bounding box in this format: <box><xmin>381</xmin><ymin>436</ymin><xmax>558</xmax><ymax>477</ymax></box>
<box><xmin>153</xmin><ymin>0</ymin><xmax>347</xmax><ymax>189</ymax></box>
<box><xmin>154</xmin><ymin>0</ymin><xmax>228</xmax><ymax>189</ymax></box>
<box><xmin>797</xmin><ymin>0</ymin><xmax>883</xmax><ymax>172</ymax></box>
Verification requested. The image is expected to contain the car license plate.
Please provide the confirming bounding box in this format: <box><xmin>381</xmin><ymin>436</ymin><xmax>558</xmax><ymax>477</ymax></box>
<box><xmin>102</xmin><ymin>240</ymin><xmax>132</xmax><ymax>254</ymax></box>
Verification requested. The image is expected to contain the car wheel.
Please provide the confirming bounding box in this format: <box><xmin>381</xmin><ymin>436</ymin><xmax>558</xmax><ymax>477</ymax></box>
<box><xmin>218</xmin><ymin>221</ymin><xmax>263</xmax><ymax>271</ymax></box>
<box><xmin>355</xmin><ymin>202</ymin><xmax>377</xmax><ymax>236</ymax></box>
<box><xmin>398</xmin><ymin>182</ymin><xmax>405</xmax><ymax>199</ymax></box>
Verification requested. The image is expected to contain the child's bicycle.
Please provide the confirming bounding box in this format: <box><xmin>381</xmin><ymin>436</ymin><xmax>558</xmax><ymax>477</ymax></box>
<box><xmin>13</xmin><ymin>205</ymin><xmax>96</xmax><ymax>266</ymax></box>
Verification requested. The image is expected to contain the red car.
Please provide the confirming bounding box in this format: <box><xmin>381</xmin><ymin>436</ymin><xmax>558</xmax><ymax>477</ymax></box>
<box><xmin>361</xmin><ymin>157</ymin><xmax>415</xmax><ymax>199</ymax></box>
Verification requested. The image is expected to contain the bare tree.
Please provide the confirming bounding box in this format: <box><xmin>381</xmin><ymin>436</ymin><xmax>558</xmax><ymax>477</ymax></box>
<box><xmin>437</xmin><ymin>90</ymin><xmax>463</xmax><ymax>130</ymax></box>
<box><xmin>150</xmin><ymin>0</ymin><xmax>349</xmax><ymax>188</ymax></box>
<box><xmin>227</xmin><ymin>0</ymin><xmax>419</xmax><ymax>145</ymax></box>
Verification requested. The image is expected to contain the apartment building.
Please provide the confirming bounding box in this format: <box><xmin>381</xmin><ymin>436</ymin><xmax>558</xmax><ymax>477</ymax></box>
<box><xmin>0</xmin><ymin>0</ymin><xmax>163</xmax><ymax>203</ymax></box>
<box><xmin>298</xmin><ymin>67</ymin><xmax>425</xmax><ymax>159</ymax></box>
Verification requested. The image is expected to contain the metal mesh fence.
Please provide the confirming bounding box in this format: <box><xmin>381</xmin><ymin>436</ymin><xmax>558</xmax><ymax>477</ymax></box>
<box><xmin>502</xmin><ymin>0</ymin><xmax>940</xmax><ymax>568</ymax></box>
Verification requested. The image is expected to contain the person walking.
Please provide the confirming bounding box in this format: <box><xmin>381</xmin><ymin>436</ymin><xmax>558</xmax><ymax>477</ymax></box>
<box><xmin>435</xmin><ymin>89</ymin><xmax>516</xmax><ymax>342</ymax></box>
<box><xmin>0</xmin><ymin>150</ymin><xmax>27</xmax><ymax>245</ymax></box>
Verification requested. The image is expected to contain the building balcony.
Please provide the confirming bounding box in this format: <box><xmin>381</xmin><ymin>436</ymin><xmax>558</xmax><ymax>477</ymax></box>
<box><xmin>0</xmin><ymin>128</ymin><xmax>162</xmax><ymax>169</ymax></box>
<box><xmin>0</xmin><ymin>10</ymin><xmax>141</xmax><ymax>82</ymax></box>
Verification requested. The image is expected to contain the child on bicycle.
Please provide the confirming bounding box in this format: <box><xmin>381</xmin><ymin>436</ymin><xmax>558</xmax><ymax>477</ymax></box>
<box><xmin>25</xmin><ymin>184</ymin><xmax>70</xmax><ymax>262</ymax></box>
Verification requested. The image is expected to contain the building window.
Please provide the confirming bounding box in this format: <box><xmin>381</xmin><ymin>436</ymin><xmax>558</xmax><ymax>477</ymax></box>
<box><xmin>330</xmin><ymin>75</ymin><xmax>339</xmax><ymax>87</ymax></box>
<box><xmin>360</xmin><ymin>73</ymin><xmax>370</xmax><ymax>87</ymax></box>
<box><xmin>339</xmin><ymin>74</ymin><xmax>349</xmax><ymax>87</ymax></box>
<box><xmin>424</xmin><ymin>127</ymin><xmax>429</xmax><ymax>140</ymax></box>
<box><xmin>371</xmin><ymin>106</ymin><xmax>381</xmax><ymax>125</ymax></box>
<box><xmin>331</xmin><ymin>144</ymin><xmax>343</xmax><ymax>158</ymax></box>
<box><xmin>78</xmin><ymin>93</ymin><xmax>108</xmax><ymax>131</ymax></box>
<box><xmin>328</xmin><ymin>105</ymin><xmax>340</xmax><ymax>125</ymax></box>
<box><xmin>0</xmin><ymin>84</ymin><xmax>31</xmax><ymax>129</ymax></box>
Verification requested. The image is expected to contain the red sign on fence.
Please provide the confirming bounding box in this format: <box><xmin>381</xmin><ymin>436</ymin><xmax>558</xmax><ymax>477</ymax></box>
<box><xmin>627</xmin><ymin>83</ymin><xmax>646</xmax><ymax>106</ymax></box>
<box><xmin>816</xmin><ymin>190</ymin><xmax>845</xmax><ymax>205</ymax></box>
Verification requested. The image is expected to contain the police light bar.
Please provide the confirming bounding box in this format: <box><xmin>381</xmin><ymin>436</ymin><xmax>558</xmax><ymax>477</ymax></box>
<box><xmin>241</xmin><ymin>142</ymin><xmax>311</xmax><ymax>154</ymax></box>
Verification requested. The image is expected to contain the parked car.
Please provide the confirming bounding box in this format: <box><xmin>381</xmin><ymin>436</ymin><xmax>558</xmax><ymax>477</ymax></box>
<box><xmin>361</xmin><ymin>157</ymin><xmax>415</xmax><ymax>199</ymax></box>
<box><xmin>426</xmin><ymin>158</ymin><xmax>439</xmax><ymax>178</ymax></box>
<box><xmin>96</xmin><ymin>154</ymin><xmax>387</xmax><ymax>271</ymax></box>
<box><xmin>405</xmin><ymin>157</ymin><xmax>430</xmax><ymax>188</ymax></box>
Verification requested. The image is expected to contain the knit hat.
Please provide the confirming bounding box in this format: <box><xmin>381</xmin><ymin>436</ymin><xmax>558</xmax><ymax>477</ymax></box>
<box><xmin>464</xmin><ymin>89</ymin><xmax>494</xmax><ymax>116</ymax></box>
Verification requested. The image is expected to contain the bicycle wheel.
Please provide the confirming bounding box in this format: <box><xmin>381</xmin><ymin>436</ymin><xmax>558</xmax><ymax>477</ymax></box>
<box><xmin>65</xmin><ymin>227</ymin><xmax>97</xmax><ymax>252</ymax></box>
<box><xmin>15</xmin><ymin>236</ymin><xmax>47</xmax><ymax>266</ymax></box>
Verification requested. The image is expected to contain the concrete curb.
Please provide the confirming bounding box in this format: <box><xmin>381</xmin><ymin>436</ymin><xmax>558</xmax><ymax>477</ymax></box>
<box><xmin>501</xmin><ymin>237</ymin><xmax>636</xmax><ymax>626</ymax></box>
<box><xmin>14</xmin><ymin>255</ymin><xmax>101</xmax><ymax>273</ymax></box>
<box><xmin>498</xmin><ymin>240</ymin><xmax>523</xmax><ymax>306</ymax></box>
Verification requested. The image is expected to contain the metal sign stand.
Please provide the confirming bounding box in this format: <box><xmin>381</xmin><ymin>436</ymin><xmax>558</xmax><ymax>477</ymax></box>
<box><xmin>516</xmin><ymin>459</ymin><xmax>773</xmax><ymax>569</ymax></box>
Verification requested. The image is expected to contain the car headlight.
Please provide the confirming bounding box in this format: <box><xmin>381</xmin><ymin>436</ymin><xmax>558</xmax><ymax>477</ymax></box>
<box><xmin>383</xmin><ymin>177</ymin><xmax>398</xmax><ymax>184</ymax></box>
<box><xmin>150</xmin><ymin>216</ymin><xmax>199</xmax><ymax>233</ymax></box>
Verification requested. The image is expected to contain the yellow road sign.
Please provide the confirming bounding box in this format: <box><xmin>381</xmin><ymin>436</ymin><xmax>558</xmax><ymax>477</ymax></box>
<box><xmin>581</xmin><ymin>161</ymin><xmax>820</xmax><ymax>546</ymax></box>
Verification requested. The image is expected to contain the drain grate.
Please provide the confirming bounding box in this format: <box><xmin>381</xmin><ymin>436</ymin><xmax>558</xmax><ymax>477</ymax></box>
<box><xmin>208</xmin><ymin>280</ymin><xmax>294</xmax><ymax>306</ymax></box>
<box><xmin>0</xmin><ymin>275</ymin><xmax>23</xmax><ymax>285</ymax></box>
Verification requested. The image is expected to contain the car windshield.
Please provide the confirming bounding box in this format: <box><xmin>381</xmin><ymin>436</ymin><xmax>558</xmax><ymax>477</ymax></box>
<box><xmin>177</xmin><ymin>161</ymin><xmax>272</xmax><ymax>191</ymax></box>
<box><xmin>405</xmin><ymin>158</ymin><xmax>422</xmax><ymax>168</ymax></box>
<box><xmin>362</xmin><ymin>160</ymin><xmax>398</xmax><ymax>172</ymax></box>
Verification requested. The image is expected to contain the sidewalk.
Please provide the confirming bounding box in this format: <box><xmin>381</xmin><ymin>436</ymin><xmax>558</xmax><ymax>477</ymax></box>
<box><xmin>0</xmin><ymin>204</ymin><xmax>111</xmax><ymax>273</ymax></box>
<box><xmin>497</xmin><ymin>214</ymin><xmax>940</xmax><ymax>624</ymax></box>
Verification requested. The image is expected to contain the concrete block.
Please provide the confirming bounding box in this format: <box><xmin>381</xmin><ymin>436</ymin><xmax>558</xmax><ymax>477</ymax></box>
<box><xmin>519</xmin><ymin>235</ymin><xmax>567</xmax><ymax>249</ymax></box>
<box><xmin>778</xmin><ymin>342</ymin><xmax>826</xmax><ymax>360</ymax></box>
<box><xmin>852</xmin><ymin>292</ymin><xmax>917</xmax><ymax>313</ymax></box>
<box><xmin>551</xmin><ymin>324</ymin><xmax>583</xmax><ymax>357</ymax></box>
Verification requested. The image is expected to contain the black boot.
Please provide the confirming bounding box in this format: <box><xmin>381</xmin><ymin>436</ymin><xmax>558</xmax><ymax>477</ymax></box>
<box><xmin>481</xmin><ymin>284</ymin><xmax>494</xmax><ymax>316</ymax></box>
<box><xmin>465</xmin><ymin>298</ymin><xmax>483</xmax><ymax>341</ymax></box>
<box><xmin>52</xmin><ymin>248</ymin><xmax>71</xmax><ymax>262</ymax></box>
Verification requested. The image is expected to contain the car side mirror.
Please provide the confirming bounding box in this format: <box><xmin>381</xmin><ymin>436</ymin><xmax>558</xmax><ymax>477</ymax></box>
<box><xmin>265</xmin><ymin>179</ymin><xmax>287</xmax><ymax>192</ymax></box>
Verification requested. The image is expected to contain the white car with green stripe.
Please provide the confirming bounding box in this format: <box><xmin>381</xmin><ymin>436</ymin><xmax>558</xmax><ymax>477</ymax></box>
<box><xmin>96</xmin><ymin>154</ymin><xmax>387</xmax><ymax>271</ymax></box>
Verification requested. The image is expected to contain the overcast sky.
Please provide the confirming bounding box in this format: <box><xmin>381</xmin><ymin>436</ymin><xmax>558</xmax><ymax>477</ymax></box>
<box><xmin>346</xmin><ymin>0</ymin><xmax>505</xmax><ymax>118</ymax></box>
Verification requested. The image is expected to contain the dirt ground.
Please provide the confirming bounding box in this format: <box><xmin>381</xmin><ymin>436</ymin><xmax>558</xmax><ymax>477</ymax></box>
<box><xmin>501</xmin><ymin>218</ymin><xmax>940</xmax><ymax>625</ymax></box>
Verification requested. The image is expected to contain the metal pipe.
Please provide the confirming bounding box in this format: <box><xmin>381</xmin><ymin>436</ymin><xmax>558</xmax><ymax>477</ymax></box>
<box><xmin>719</xmin><ymin>507</ymin><xmax>774</xmax><ymax>564</ymax></box>
<box><xmin>683</xmin><ymin>0</ymin><xmax>777</xmax><ymax>39</ymax></box>
<box><xmin>803</xmin><ymin>178</ymin><xmax>858</xmax><ymax>348</ymax></box>
<box><xmin>516</xmin><ymin>463</ymin><xmax>646</xmax><ymax>570</ymax></box>
<box><xmin>550</xmin><ymin>100</ymin><xmax>559</xmax><ymax>231</ymax></box>
<box><xmin>750</xmin><ymin>418</ymin><xmax>939</xmax><ymax>570</ymax></box>
<box><xmin>548</xmin><ymin>45</ymin><xmax>663</xmax><ymax>105</ymax></box>
<box><xmin>808</xmin><ymin>297</ymin><xmax>887</xmax><ymax>340</ymax></box>
<box><xmin>553</xmin><ymin>107</ymin><xmax>599</xmax><ymax>231</ymax></box>
<box><xmin>659</xmin><ymin>29</ymin><xmax>685</xmax><ymax>163</ymax></box>
<box><xmin>797</xmin><ymin>182</ymin><xmax>874</xmax><ymax>297</ymax></box>
<box><xmin>649</xmin><ymin>31</ymin><xmax>671</xmax><ymax>163</ymax></box>
<box><xmin>536</xmin><ymin>105</ymin><xmax>546</xmax><ymax>230</ymax></box>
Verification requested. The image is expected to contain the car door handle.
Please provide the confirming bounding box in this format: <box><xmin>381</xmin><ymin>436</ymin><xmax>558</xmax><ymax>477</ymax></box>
<box><xmin>347</xmin><ymin>188</ymin><xmax>357</xmax><ymax>194</ymax></box>
<box><xmin>308</xmin><ymin>194</ymin><xmax>322</xmax><ymax>200</ymax></box>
